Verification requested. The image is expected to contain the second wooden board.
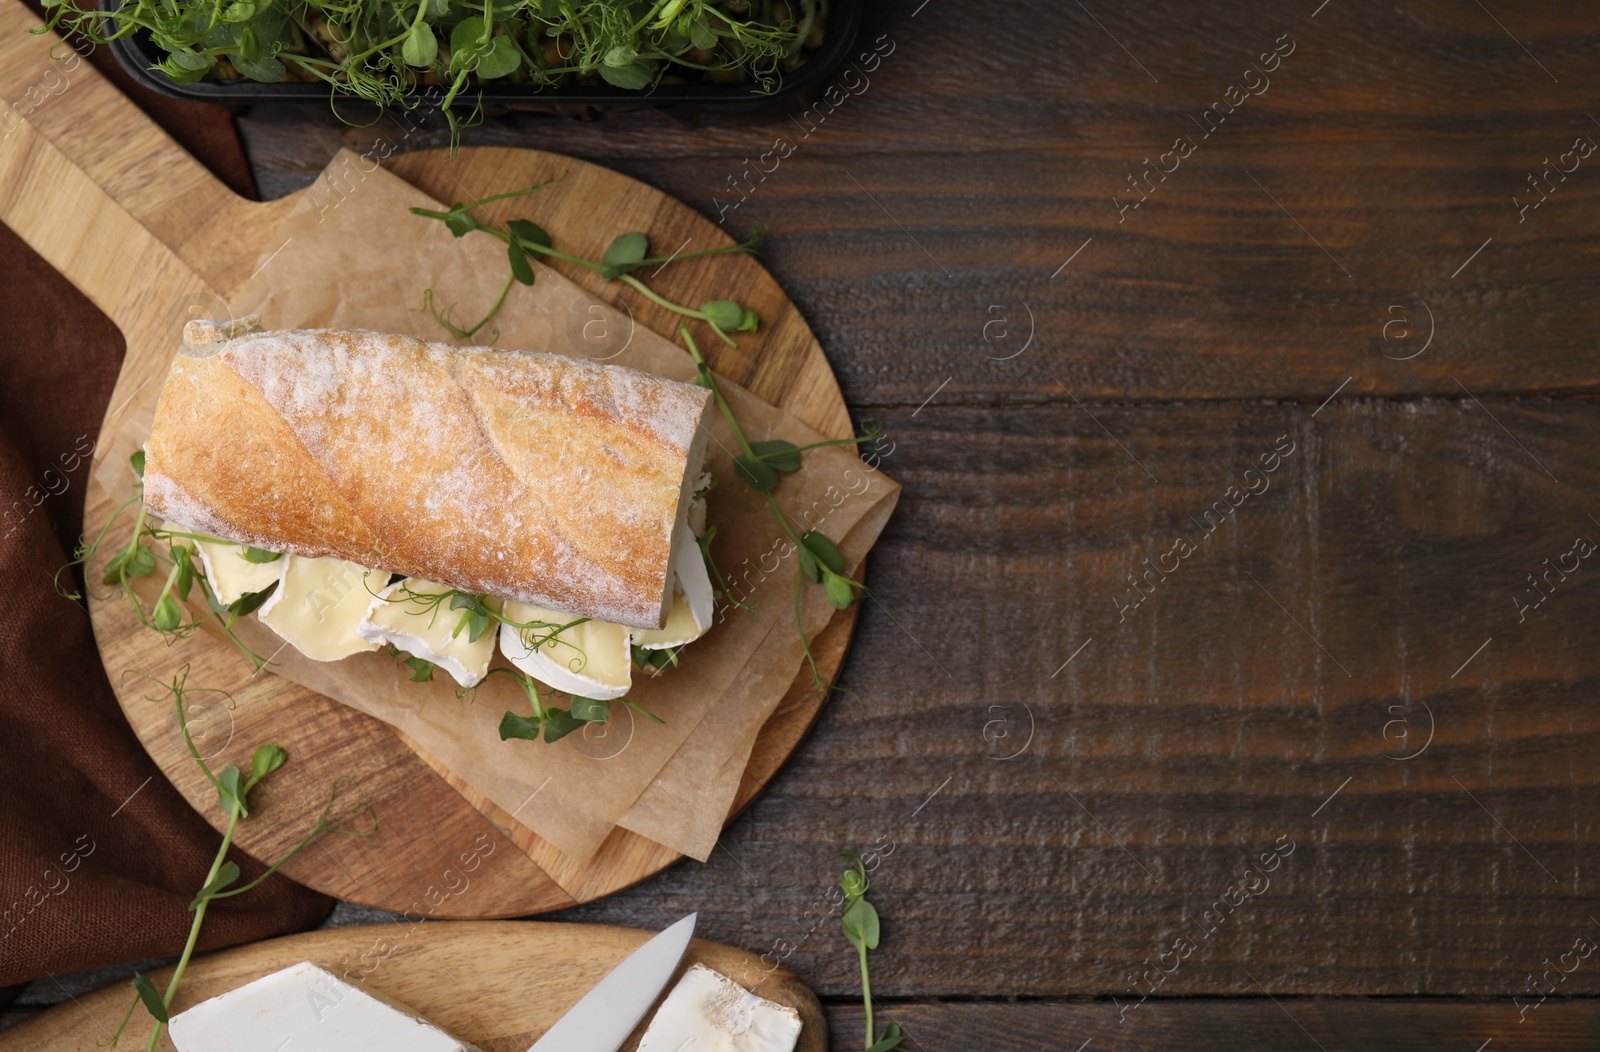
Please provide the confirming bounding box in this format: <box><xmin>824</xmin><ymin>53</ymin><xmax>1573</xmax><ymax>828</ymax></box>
<box><xmin>0</xmin><ymin>920</ymin><xmax>827</xmax><ymax>1052</ymax></box>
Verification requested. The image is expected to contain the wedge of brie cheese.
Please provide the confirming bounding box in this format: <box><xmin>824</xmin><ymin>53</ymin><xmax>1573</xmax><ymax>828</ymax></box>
<box><xmin>258</xmin><ymin>554</ymin><xmax>382</xmax><ymax>662</ymax></box>
<box><xmin>167</xmin><ymin>961</ymin><xmax>480</xmax><ymax>1052</ymax></box>
<box><xmin>186</xmin><ymin>535</ymin><xmax>285</xmax><ymax>607</ymax></box>
<box><xmin>499</xmin><ymin>602</ymin><xmax>632</xmax><ymax>700</ymax></box>
<box><xmin>637</xmin><ymin>964</ymin><xmax>802</xmax><ymax>1052</ymax></box>
<box><xmin>631</xmin><ymin>531</ymin><xmax>714</xmax><ymax>651</ymax></box>
<box><xmin>359</xmin><ymin>578</ymin><xmax>499</xmax><ymax>687</ymax></box>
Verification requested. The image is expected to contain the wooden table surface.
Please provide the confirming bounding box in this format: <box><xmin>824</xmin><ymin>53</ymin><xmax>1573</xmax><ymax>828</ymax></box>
<box><xmin>19</xmin><ymin>0</ymin><xmax>1600</xmax><ymax>1048</ymax></box>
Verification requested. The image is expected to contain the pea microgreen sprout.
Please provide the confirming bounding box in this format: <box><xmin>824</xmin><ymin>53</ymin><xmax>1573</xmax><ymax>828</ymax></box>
<box><xmin>410</xmin><ymin>183</ymin><xmax>764</xmax><ymax>347</ymax></box>
<box><xmin>57</xmin><ymin>451</ymin><xmax>276</xmax><ymax>672</ymax></box>
<box><xmin>107</xmin><ymin>666</ymin><xmax>375</xmax><ymax>1051</ymax></box>
<box><xmin>484</xmin><ymin>666</ymin><xmax>662</xmax><ymax>746</ymax></box>
<box><xmin>39</xmin><ymin>0</ymin><xmax>811</xmax><ymax>150</ymax></box>
<box><xmin>840</xmin><ymin>851</ymin><xmax>909</xmax><ymax>1052</ymax></box>
<box><xmin>363</xmin><ymin>577</ymin><xmax>594</xmax><ymax>687</ymax></box>
<box><xmin>679</xmin><ymin>324</ymin><xmax>881</xmax><ymax>693</ymax></box>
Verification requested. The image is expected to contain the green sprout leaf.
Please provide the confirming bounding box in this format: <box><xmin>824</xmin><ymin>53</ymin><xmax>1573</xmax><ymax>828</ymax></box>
<box><xmin>751</xmin><ymin>439</ymin><xmax>801</xmax><ymax>472</ymax></box>
<box><xmin>473</xmin><ymin>36</ymin><xmax>522</xmax><ymax>79</ymax></box>
<box><xmin>508</xmin><ymin>219</ymin><xmax>552</xmax><ymax>250</ymax></box>
<box><xmin>444</xmin><ymin>208</ymin><xmax>479</xmax><ymax>238</ymax></box>
<box><xmin>124</xmin><ymin>544</ymin><xmax>157</xmax><ymax>580</ymax></box>
<box><xmin>508</xmin><ymin>240</ymin><xmax>536</xmax><ymax>286</ymax></box>
<box><xmin>228</xmin><ymin>580</ymin><xmax>277</xmax><ymax>617</ymax></box>
<box><xmin>700</xmin><ymin>299</ymin><xmax>743</xmax><ymax>331</ymax></box>
<box><xmin>230</xmin><ymin>51</ymin><xmax>285</xmax><ymax>83</ymax></box>
<box><xmin>449</xmin><ymin>593</ymin><xmax>491</xmax><ymax>642</ymax></box>
<box><xmin>498</xmin><ymin>711</ymin><xmax>540</xmax><ymax>741</ymax></box>
<box><xmin>404</xmin><ymin>656</ymin><xmax>435</xmax><ymax>682</ymax></box>
<box><xmin>867</xmin><ymin>1023</ymin><xmax>907</xmax><ymax>1052</ymax></box>
<box><xmin>801</xmin><ymin>531</ymin><xmax>844</xmax><ymax>574</ymax></box>
<box><xmin>241</xmin><ymin>546</ymin><xmax>281</xmax><ymax>563</ymax></box>
<box><xmin>542</xmin><ymin>707</ymin><xmax>585</xmax><ymax>742</ymax></box>
<box><xmin>797</xmin><ymin>545</ymin><xmax>821</xmax><ymax>584</ymax></box>
<box><xmin>164</xmin><ymin>47</ymin><xmax>212</xmax><ymax>71</ymax></box>
<box><xmin>171</xmin><ymin>545</ymin><xmax>195</xmax><ymax>601</ymax></box>
<box><xmin>130</xmin><ymin>449</ymin><xmax>146</xmax><ymax>477</ymax></box>
<box><xmin>842</xmin><ymin>896</ymin><xmax>878</xmax><ymax>951</ymax></box>
<box><xmin>603</xmin><ymin>232</ymin><xmax>649</xmax><ymax>271</ymax></box>
<box><xmin>250</xmin><ymin>744</ymin><xmax>287</xmax><ymax>782</ymax></box>
<box><xmin>823</xmin><ymin>570</ymin><xmax>855</xmax><ymax>610</ymax></box>
<box><xmin>130</xmin><ymin>973</ymin><xmax>169</xmax><ymax>1024</ymax></box>
<box><xmin>189</xmin><ymin>860</ymin><xmax>241</xmax><ymax>909</ymax></box>
<box><xmin>216</xmin><ymin>765</ymin><xmax>246</xmax><ymax>817</ymax></box>
<box><xmin>734</xmin><ymin>456</ymin><xmax>779</xmax><ymax>492</ymax></box>
<box><xmin>688</xmin><ymin>14</ymin><xmax>716</xmax><ymax>49</ymax></box>
<box><xmin>598</xmin><ymin>60</ymin><xmax>652</xmax><ymax>90</ymax></box>
<box><xmin>570</xmin><ymin>695</ymin><xmax>609</xmax><ymax>723</ymax></box>
<box><xmin>842</xmin><ymin>863</ymin><xmax>867</xmax><ymax>903</ymax></box>
<box><xmin>449</xmin><ymin>16</ymin><xmax>486</xmax><ymax>55</ymax></box>
<box><xmin>401</xmin><ymin>26</ymin><xmax>438</xmax><ymax>67</ymax></box>
<box><xmin>153</xmin><ymin>594</ymin><xmax>184</xmax><ymax>632</ymax></box>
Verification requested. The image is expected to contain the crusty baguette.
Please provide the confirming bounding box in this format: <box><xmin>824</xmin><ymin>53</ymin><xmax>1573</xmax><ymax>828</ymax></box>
<box><xmin>143</xmin><ymin>321</ymin><xmax>712</xmax><ymax>630</ymax></box>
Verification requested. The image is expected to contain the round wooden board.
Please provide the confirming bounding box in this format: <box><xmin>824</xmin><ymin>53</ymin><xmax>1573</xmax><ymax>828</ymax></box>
<box><xmin>0</xmin><ymin>920</ymin><xmax>827</xmax><ymax>1052</ymax></box>
<box><xmin>75</xmin><ymin>145</ymin><xmax>862</xmax><ymax>916</ymax></box>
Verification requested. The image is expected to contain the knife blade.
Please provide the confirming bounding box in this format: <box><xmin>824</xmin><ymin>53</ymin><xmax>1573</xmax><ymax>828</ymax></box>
<box><xmin>524</xmin><ymin>913</ymin><xmax>697</xmax><ymax>1052</ymax></box>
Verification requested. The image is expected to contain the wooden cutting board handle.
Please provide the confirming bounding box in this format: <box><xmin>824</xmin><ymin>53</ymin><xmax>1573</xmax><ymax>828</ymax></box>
<box><xmin>0</xmin><ymin>0</ymin><xmax>308</xmax><ymax>451</ymax></box>
<box><xmin>0</xmin><ymin>1</ymin><xmax>290</xmax><ymax>326</ymax></box>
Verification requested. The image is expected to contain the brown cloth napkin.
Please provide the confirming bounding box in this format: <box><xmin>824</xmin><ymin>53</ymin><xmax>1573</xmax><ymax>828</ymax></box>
<box><xmin>0</xmin><ymin>65</ymin><xmax>327</xmax><ymax>995</ymax></box>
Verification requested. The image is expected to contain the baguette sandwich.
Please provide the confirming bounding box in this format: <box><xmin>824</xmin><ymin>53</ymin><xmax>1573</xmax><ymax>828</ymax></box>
<box><xmin>143</xmin><ymin>318</ymin><xmax>718</xmax><ymax>696</ymax></box>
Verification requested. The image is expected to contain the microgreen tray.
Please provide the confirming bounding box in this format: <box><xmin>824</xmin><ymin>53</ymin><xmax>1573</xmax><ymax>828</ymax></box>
<box><xmin>102</xmin><ymin>0</ymin><xmax>863</xmax><ymax>111</ymax></box>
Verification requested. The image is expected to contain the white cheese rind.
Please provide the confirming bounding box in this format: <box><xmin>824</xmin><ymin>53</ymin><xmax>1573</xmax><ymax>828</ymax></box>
<box><xmin>167</xmin><ymin>960</ymin><xmax>478</xmax><ymax>1052</ymax></box>
<box><xmin>358</xmin><ymin>579</ymin><xmax>499</xmax><ymax>687</ymax></box>
<box><xmin>637</xmin><ymin>964</ymin><xmax>802</xmax><ymax>1052</ymax></box>
<box><xmin>258</xmin><ymin>554</ymin><xmax>382</xmax><ymax>662</ymax></box>
<box><xmin>499</xmin><ymin>601</ymin><xmax>631</xmax><ymax>700</ymax></box>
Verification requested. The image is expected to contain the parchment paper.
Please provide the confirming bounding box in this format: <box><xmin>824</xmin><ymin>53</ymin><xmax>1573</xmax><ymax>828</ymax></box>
<box><xmin>618</xmin><ymin>494</ymin><xmax>896</xmax><ymax>856</ymax></box>
<box><xmin>207</xmin><ymin>152</ymin><xmax>900</xmax><ymax>863</ymax></box>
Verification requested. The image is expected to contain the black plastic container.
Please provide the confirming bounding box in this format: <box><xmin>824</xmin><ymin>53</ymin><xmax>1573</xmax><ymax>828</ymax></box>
<box><xmin>105</xmin><ymin>0</ymin><xmax>862</xmax><ymax>111</ymax></box>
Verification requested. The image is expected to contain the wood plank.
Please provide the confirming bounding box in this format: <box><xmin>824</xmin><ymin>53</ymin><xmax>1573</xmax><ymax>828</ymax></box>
<box><xmin>241</xmin><ymin>0</ymin><xmax>1600</xmax><ymax>402</ymax></box>
<box><xmin>827</xmin><ymin>1000</ymin><xmax>1600</xmax><ymax>1051</ymax></box>
<box><xmin>538</xmin><ymin>395</ymin><xmax>1600</xmax><ymax>997</ymax></box>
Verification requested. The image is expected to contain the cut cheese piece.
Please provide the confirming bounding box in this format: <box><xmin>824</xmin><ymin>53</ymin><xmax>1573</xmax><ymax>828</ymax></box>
<box><xmin>629</xmin><ymin>588</ymin><xmax>703</xmax><ymax>651</ymax></box>
<box><xmin>159</xmin><ymin>521</ymin><xmax>284</xmax><ymax>607</ymax></box>
<box><xmin>632</xmin><ymin>531</ymin><xmax>714</xmax><ymax>651</ymax></box>
<box><xmin>499</xmin><ymin>601</ymin><xmax>631</xmax><ymax>700</ymax></box>
<box><xmin>258</xmin><ymin>554</ymin><xmax>381</xmax><ymax>662</ymax></box>
<box><xmin>190</xmin><ymin>536</ymin><xmax>285</xmax><ymax>606</ymax></box>
<box><xmin>637</xmin><ymin>964</ymin><xmax>802</xmax><ymax>1052</ymax></box>
<box><xmin>359</xmin><ymin>579</ymin><xmax>499</xmax><ymax>687</ymax></box>
<box><xmin>168</xmin><ymin>961</ymin><xmax>479</xmax><ymax>1052</ymax></box>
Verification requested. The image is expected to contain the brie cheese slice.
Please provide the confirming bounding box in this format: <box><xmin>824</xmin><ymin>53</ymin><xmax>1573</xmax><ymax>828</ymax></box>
<box><xmin>359</xmin><ymin>578</ymin><xmax>499</xmax><ymax>687</ymax></box>
<box><xmin>190</xmin><ymin>537</ymin><xmax>285</xmax><ymax>606</ymax></box>
<box><xmin>499</xmin><ymin>601</ymin><xmax>631</xmax><ymax>700</ymax></box>
<box><xmin>637</xmin><ymin>964</ymin><xmax>802</xmax><ymax>1052</ymax></box>
<box><xmin>158</xmin><ymin>522</ymin><xmax>283</xmax><ymax>608</ymax></box>
<box><xmin>168</xmin><ymin>961</ymin><xmax>479</xmax><ymax>1052</ymax></box>
<box><xmin>631</xmin><ymin>531</ymin><xmax>715</xmax><ymax>651</ymax></box>
<box><xmin>258</xmin><ymin>555</ymin><xmax>382</xmax><ymax>662</ymax></box>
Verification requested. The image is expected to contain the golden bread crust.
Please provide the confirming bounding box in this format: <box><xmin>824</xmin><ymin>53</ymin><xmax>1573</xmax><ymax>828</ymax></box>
<box><xmin>143</xmin><ymin>327</ymin><xmax>711</xmax><ymax>629</ymax></box>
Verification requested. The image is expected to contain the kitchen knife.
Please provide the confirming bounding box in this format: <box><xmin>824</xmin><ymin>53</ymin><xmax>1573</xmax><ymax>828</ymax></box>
<box><xmin>524</xmin><ymin>913</ymin><xmax>698</xmax><ymax>1052</ymax></box>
